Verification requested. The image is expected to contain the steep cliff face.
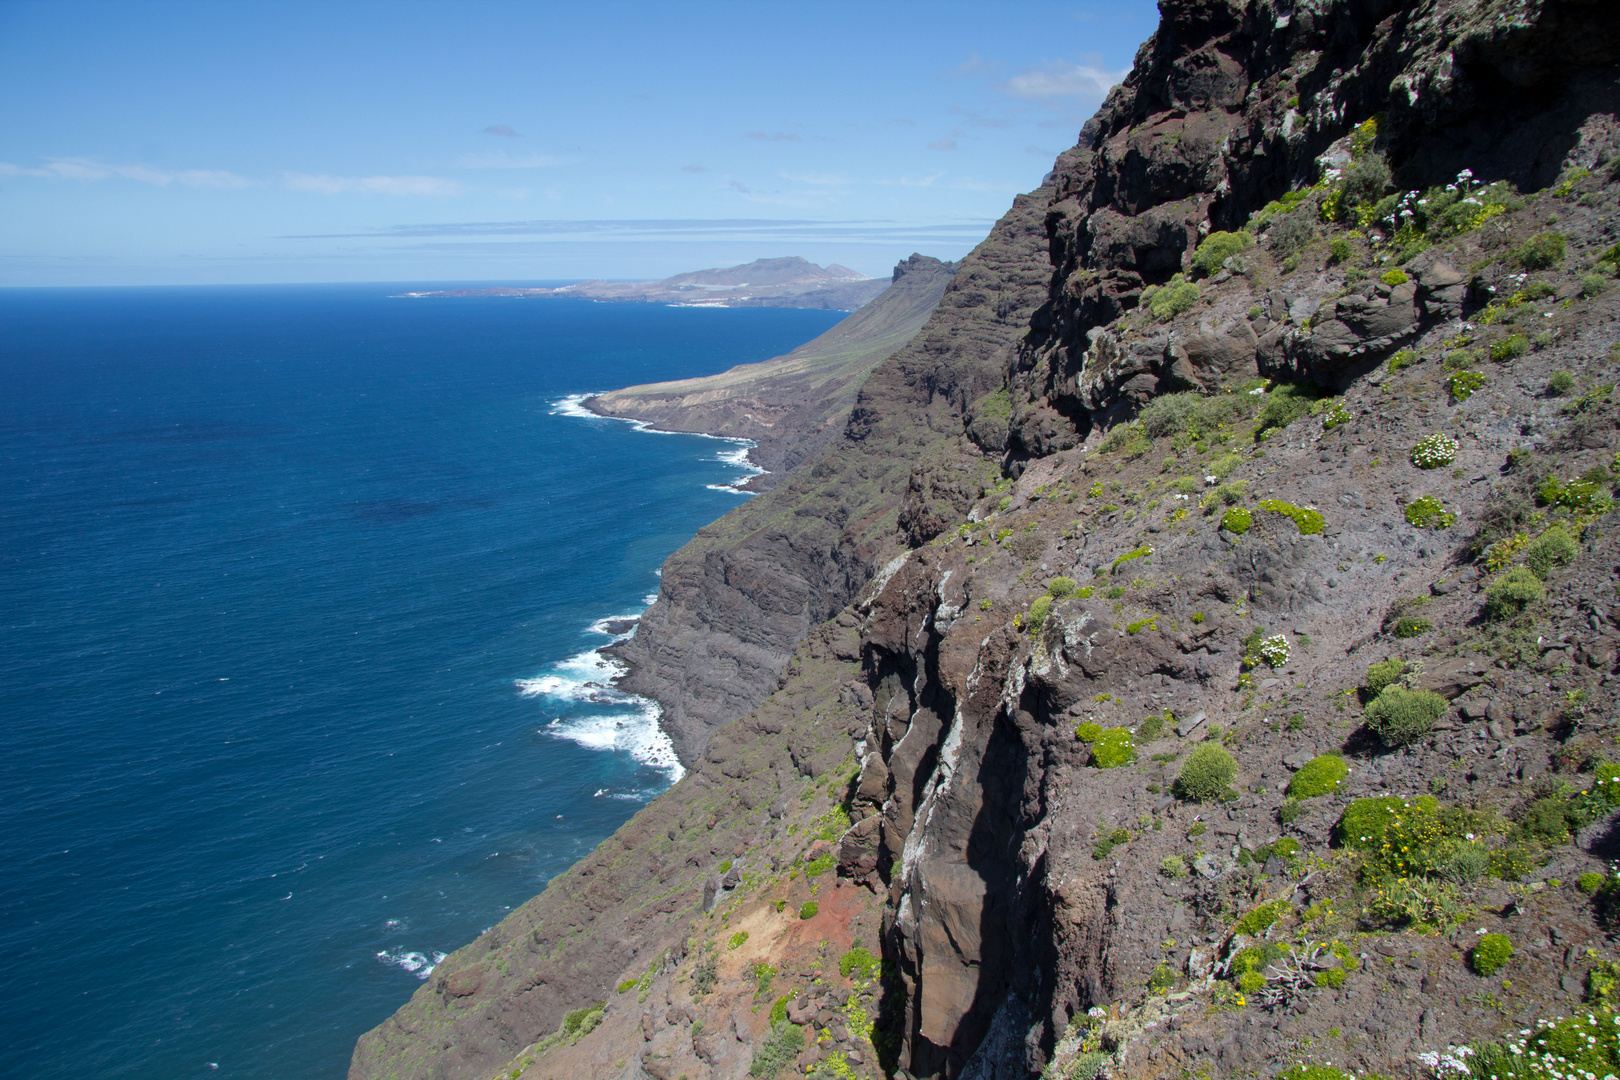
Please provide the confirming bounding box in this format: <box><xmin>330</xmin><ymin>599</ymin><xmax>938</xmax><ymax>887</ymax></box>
<box><xmin>611</xmin><ymin>195</ymin><xmax>1054</xmax><ymax>763</ymax></box>
<box><xmin>355</xmin><ymin>2</ymin><xmax>1620</xmax><ymax>1079</ymax></box>
<box><xmin>1011</xmin><ymin>0</ymin><xmax>1620</xmax><ymax>451</ymax></box>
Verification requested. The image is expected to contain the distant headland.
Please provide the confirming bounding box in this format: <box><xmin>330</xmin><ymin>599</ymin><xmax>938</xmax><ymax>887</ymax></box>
<box><xmin>393</xmin><ymin>256</ymin><xmax>888</xmax><ymax>310</ymax></box>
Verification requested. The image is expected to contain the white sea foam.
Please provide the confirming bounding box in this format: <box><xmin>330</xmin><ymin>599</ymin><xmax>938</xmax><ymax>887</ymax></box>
<box><xmin>552</xmin><ymin>394</ymin><xmax>768</xmax><ymax>489</ymax></box>
<box><xmin>378</xmin><ymin>949</ymin><xmax>446</xmax><ymax>980</ymax></box>
<box><xmin>515</xmin><ymin>629</ymin><xmax>684</xmax><ymax>780</ymax></box>
<box><xmin>550</xmin><ymin>393</ymin><xmax>604</xmax><ymax>418</ymax></box>
<box><xmin>542</xmin><ymin>698</ymin><xmax>683</xmax><ymax>778</ymax></box>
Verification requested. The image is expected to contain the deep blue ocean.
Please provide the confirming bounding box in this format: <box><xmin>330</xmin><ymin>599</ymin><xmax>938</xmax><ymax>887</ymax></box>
<box><xmin>0</xmin><ymin>285</ymin><xmax>842</xmax><ymax>1080</ymax></box>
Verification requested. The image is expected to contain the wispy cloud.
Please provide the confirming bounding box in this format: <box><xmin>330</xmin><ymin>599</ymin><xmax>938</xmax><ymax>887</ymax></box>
<box><xmin>928</xmin><ymin>138</ymin><xmax>957</xmax><ymax>152</ymax></box>
<box><xmin>281</xmin><ymin>173</ymin><xmax>460</xmax><ymax>196</ymax></box>
<box><xmin>458</xmin><ymin>152</ymin><xmax>567</xmax><ymax>170</ymax></box>
<box><xmin>1001</xmin><ymin>61</ymin><xmax>1125</xmax><ymax>99</ymax></box>
<box><xmin>744</xmin><ymin>131</ymin><xmax>801</xmax><ymax>142</ymax></box>
<box><xmin>779</xmin><ymin>171</ymin><xmax>851</xmax><ymax>186</ymax></box>
<box><xmin>282</xmin><ymin>218</ymin><xmax>997</xmax><ymax>244</ymax></box>
<box><xmin>0</xmin><ymin>158</ymin><xmax>251</xmax><ymax>188</ymax></box>
<box><xmin>482</xmin><ymin>124</ymin><xmax>521</xmax><ymax>137</ymax></box>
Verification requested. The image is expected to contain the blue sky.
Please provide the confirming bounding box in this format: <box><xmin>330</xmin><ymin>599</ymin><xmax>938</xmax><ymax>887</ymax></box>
<box><xmin>0</xmin><ymin>1</ymin><xmax>1159</xmax><ymax>286</ymax></box>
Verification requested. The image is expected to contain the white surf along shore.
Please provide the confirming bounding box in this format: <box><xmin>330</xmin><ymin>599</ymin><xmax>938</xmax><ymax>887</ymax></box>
<box><xmin>551</xmin><ymin>392</ymin><xmax>765</xmax><ymax>493</ymax></box>
<box><xmin>512</xmin><ymin>392</ymin><xmax>769</xmax><ymax>786</ymax></box>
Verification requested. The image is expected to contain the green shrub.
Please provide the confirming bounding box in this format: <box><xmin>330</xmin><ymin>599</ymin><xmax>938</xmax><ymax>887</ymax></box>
<box><xmin>1580</xmin><ymin>871</ymin><xmax>1607</xmax><ymax>894</ymax></box>
<box><xmin>1582</xmin><ymin>273</ymin><xmax>1611</xmax><ymax>299</ymax></box>
<box><xmin>1595</xmin><ymin>761</ymin><xmax>1620</xmax><ymax>804</ymax></box>
<box><xmin>1221</xmin><ymin>506</ymin><xmax>1253</xmax><ymax>534</ymax></box>
<box><xmin>1279</xmin><ymin>798</ymin><xmax>1303</xmax><ymax>824</ymax></box>
<box><xmin>1447</xmin><ymin>369</ymin><xmax>1487</xmax><ymax>402</ymax></box>
<box><xmin>1467</xmin><ymin>1008</ymin><xmax>1620</xmax><ymax>1080</ymax></box>
<box><xmin>1363</xmin><ymin>657</ymin><xmax>1406</xmax><ymax>697</ymax></box>
<box><xmin>1136</xmin><ymin>711</ymin><xmax>1167</xmax><ymax>742</ymax></box>
<box><xmin>769</xmin><ymin>995</ymin><xmax>789</xmax><ymax>1026</ymax></box>
<box><xmin>1335</xmin><ymin>152</ymin><xmax>1392</xmax><ymax>220</ymax></box>
<box><xmin>748</xmin><ymin>1019</ymin><xmax>805</xmax><ymax>1078</ymax></box>
<box><xmin>1255</xmin><ymin>383</ymin><xmax>1320</xmax><ymax>439</ymax></box>
<box><xmin>561</xmin><ymin>1002</ymin><xmax>606</xmax><ymax>1040</ymax></box>
<box><xmin>1160</xmin><ymin>855</ymin><xmax>1187</xmax><ymax>879</ymax></box>
<box><xmin>1277</xmin><ymin>1063</ymin><xmax>1354</xmax><ymax>1080</ymax></box>
<box><xmin>1364</xmin><ymin>686</ymin><xmax>1447</xmax><ymax>745</ymax></box>
<box><xmin>1392</xmin><ymin>616</ymin><xmax>1432</xmax><ymax>638</ymax></box>
<box><xmin>1485</xmin><ymin>565</ymin><xmax>1545</xmax><ymax>619</ymax></box>
<box><xmin>1148</xmin><ymin>961</ymin><xmax>1178</xmax><ymax>992</ymax></box>
<box><xmin>617</xmin><ymin>978</ymin><xmax>638</xmax><ymax>993</ymax></box>
<box><xmin>1047</xmin><ymin>576</ymin><xmax>1077</xmax><ymax>598</ymax></box>
<box><xmin>1175</xmin><ymin>743</ymin><xmax>1237</xmax><ymax>801</ymax></box>
<box><xmin>838</xmin><ymin>946</ymin><xmax>879</xmax><ymax>980</ymax></box>
<box><xmin>1091</xmin><ymin>728</ymin><xmax>1136</xmax><ymax>768</ymax></box>
<box><xmin>1143</xmin><ymin>274</ymin><xmax>1201</xmax><ymax>321</ymax></box>
<box><xmin>1520</xmin><ymin>796</ymin><xmax>1574</xmax><ymax>842</ymax></box>
<box><xmin>1288</xmin><ymin>754</ymin><xmax>1349</xmax><ymax>798</ymax></box>
<box><xmin>1233</xmin><ymin>899</ymin><xmax>1290</xmax><ymax>936</ymax></box>
<box><xmin>1380</xmin><ymin>268</ymin><xmax>1409</xmax><ymax>286</ymax></box>
<box><xmin>728</xmin><ymin>931</ymin><xmax>750</xmax><ymax>949</ymax></box>
<box><xmin>1259</xmin><ymin>499</ymin><xmax>1326</xmax><ymax>534</ymax></box>
<box><xmin>1193</xmin><ymin>231</ymin><xmax>1253</xmax><ymax>275</ymax></box>
<box><xmin>1403</xmin><ymin>495</ymin><xmax>1456</xmax><ymax>529</ymax></box>
<box><xmin>1489</xmin><ymin>844</ymin><xmax>1535</xmax><ymax>881</ymax></box>
<box><xmin>1410</xmin><ymin>432</ymin><xmax>1459</xmax><ymax>468</ymax></box>
<box><xmin>1491</xmin><ymin>334</ymin><xmax>1531</xmax><ymax>362</ymax></box>
<box><xmin>804</xmin><ymin>854</ymin><xmax>834</xmax><ymax>879</ymax></box>
<box><xmin>1469</xmin><ymin>932</ymin><xmax>1513</xmax><ymax>975</ymax></box>
<box><xmin>1511</xmin><ymin>231</ymin><xmax>1567</xmax><ymax>270</ymax></box>
<box><xmin>798</xmin><ymin>901</ymin><xmax>818</xmax><ymax>920</ymax></box>
<box><xmin>1523</xmin><ymin>525</ymin><xmax>1578</xmax><ymax>577</ymax></box>
<box><xmin>1112</xmin><ymin>545</ymin><xmax>1153</xmax><ymax>574</ymax></box>
<box><xmin>1549</xmin><ymin>370</ymin><xmax>1577</xmax><ymax>396</ymax></box>
<box><xmin>1028</xmin><ymin>594</ymin><xmax>1053</xmax><ymax>632</ymax></box>
<box><xmin>1074</xmin><ymin>722</ymin><xmax>1103</xmax><ymax>743</ymax></box>
<box><xmin>1328</xmin><ymin>238</ymin><xmax>1353</xmax><ymax>264</ymax></box>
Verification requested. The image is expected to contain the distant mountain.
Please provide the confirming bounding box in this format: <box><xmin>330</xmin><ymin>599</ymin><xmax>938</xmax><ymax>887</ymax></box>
<box><xmin>395</xmin><ymin>256</ymin><xmax>889</xmax><ymax>310</ymax></box>
<box><xmin>583</xmin><ymin>254</ymin><xmax>955</xmax><ymax>487</ymax></box>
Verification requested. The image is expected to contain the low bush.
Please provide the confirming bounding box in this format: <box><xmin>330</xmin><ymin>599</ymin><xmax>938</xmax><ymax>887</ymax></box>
<box><xmin>1192</xmin><ymin>230</ymin><xmax>1253</xmax><ymax>275</ymax></box>
<box><xmin>1221</xmin><ymin>506</ymin><xmax>1253</xmax><ymax>534</ymax></box>
<box><xmin>1288</xmin><ymin>754</ymin><xmax>1349</xmax><ymax>798</ymax></box>
<box><xmin>1549</xmin><ymin>370</ymin><xmax>1577</xmax><ymax>396</ymax></box>
<box><xmin>1491</xmin><ymin>334</ymin><xmax>1531</xmax><ymax>362</ymax></box>
<box><xmin>1233</xmin><ymin>899</ymin><xmax>1290</xmax><ymax>936</ymax></box>
<box><xmin>1392</xmin><ymin>616</ymin><xmax>1432</xmax><ymax>639</ymax></box>
<box><xmin>1047</xmin><ymin>576</ymin><xmax>1077</xmax><ymax>598</ymax></box>
<box><xmin>1523</xmin><ymin>525</ymin><xmax>1578</xmax><ymax>577</ymax></box>
<box><xmin>1582</xmin><ymin>273</ymin><xmax>1611</xmax><ymax>299</ymax></box>
<box><xmin>1259</xmin><ymin>499</ymin><xmax>1326</xmax><ymax>535</ymax></box>
<box><xmin>1091</xmin><ymin>728</ymin><xmax>1136</xmax><ymax>768</ymax></box>
<box><xmin>1175</xmin><ymin>743</ymin><xmax>1237</xmax><ymax>801</ymax></box>
<box><xmin>1159</xmin><ymin>855</ymin><xmax>1187</xmax><ymax>879</ymax></box>
<box><xmin>1511</xmin><ymin>231</ymin><xmax>1567</xmax><ymax>270</ymax></box>
<box><xmin>1142</xmin><ymin>274</ymin><xmax>1201</xmax><ymax>321</ymax></box>
<box><xmin>1364</xmin><ymin>686</ymin><xmax>1447</xmax><ymax>745</ymax></box>
<box><xmin>1380</xmin><ymin>268</ymin><xmax>1409</xmax><ymax>286</ymax></box>
<box><xmin>1410</xmin><ymin>432</ymin><xmax>1459</xmax><ymax>468</ymax></box>
<box><xmin>1447</xmin><ymin>369</ymin><xmax>1487</xmax><ymax>402</ymax></box>
<box><xmin>728</xmin><ymin>931</ymin><xmax>750</xmax><ymax>949</ymax></box>
<box><xmin>1467</xmin><ymin>1008</ymin><xmax>1620</xmax><ymax>1080</ymax></box>
<box><xmin>1074</xmin><ymin>721</ymin><xmax>1102</xmax><ymax>743</ymax></box>
<box><xmin>748</xmin><ymin>1019</ymin><xmax>805</xmax><ymax>1078</ymax></box>
<box><xmin>798</xmin><ymin>901</ymin><xmax>818</xmax><ymax>920</ymax></box>
<box><xmin>1254</xmin><ymin>383</ymin><xmax>1322</xmax><ymax>439</ymax></box>
<box><xmin>1469</xmin><ymin>932</ymin><xmax>1514</xmax><ymax>975</ymax></box>
<box><xmin>1028</xmin><ymin>594</ymin><xmax>1053</xmax><ymax>632</ymax></box>
<box><xmin>1489</xmin><ymin>843</ymin><xmax>1535</xmax><ymax>881</ymax></box>
<box><xmin>1404</xmin><ymin>495</ymin><xmax>1456</xmax><ymax>529</ymax></box>
<box><xmin>1485</xmin><ymin>565</ymin><xmax>1545</xmax><ymax>619</ymax></box>
<box><xmin>1363</xmin><ymin>657</ymin><xmax>1406</xmax><ymax>697</ymax></box>
<box><xmin>1580</xmin><ymin>871</ymin><xmax>1608</xmax><ymax>894</ymax></box>
<box><xmin>838</xmin><ymin>946</ymin><xmax>879</xmax><ymax>980</ymax></box>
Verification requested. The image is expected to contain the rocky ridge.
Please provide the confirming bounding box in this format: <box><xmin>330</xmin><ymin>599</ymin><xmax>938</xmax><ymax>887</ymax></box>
<box><xmin>351</xmin><ymin>2</ymin><xmax>1620</xmax><ymax>1079</ymax></box>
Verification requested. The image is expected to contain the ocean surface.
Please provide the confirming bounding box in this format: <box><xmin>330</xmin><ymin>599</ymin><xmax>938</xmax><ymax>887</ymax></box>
<box><xmin>0</xmin><ymin>285</ymin><xmax>842</xmax><ymax>1080</ymax></box>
